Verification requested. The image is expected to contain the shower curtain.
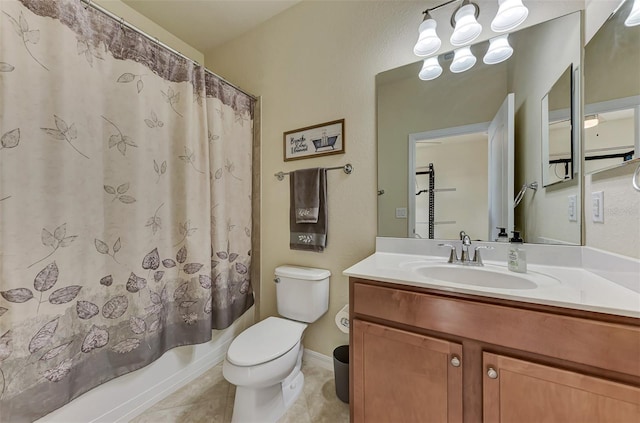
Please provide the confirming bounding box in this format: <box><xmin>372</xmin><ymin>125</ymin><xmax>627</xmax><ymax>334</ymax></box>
<box><xmin>0</xmin><ymin>0</ymin><xmax>254</xmax><ymax>420</ymax></box>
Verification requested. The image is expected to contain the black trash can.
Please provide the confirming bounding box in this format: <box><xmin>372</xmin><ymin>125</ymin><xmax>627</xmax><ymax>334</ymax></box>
<box><xmin>333</xmin><ymin>345</ymin><xmax>349</xmax><ymax>403</ymax></box>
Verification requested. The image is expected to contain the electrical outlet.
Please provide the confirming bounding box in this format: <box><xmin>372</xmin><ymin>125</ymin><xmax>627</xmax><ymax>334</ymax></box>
<box><xmin>592</xmin><ymin>191</ymin><xmax>604</xmax><ymax>223</ymax></box>
<box><xmin>395</xmin><ymin>207</ymin><xmax>407</xmax><ymax>219</ymax></box>
<box><xmin>568</xmin><ymin>195</ymin><xmax>577</xmax><ymax>222</ymax></box>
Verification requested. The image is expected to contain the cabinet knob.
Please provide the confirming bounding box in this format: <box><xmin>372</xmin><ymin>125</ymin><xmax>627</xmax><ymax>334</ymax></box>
<box><xmin>487</xmin><ymin>367</ymin><xmax>498</xmax><ymax>379</ymax></box>
<box><xmin>450</xmin><ymin>355</ymin><xmax>461</xmax><ymax>367</ymax></box>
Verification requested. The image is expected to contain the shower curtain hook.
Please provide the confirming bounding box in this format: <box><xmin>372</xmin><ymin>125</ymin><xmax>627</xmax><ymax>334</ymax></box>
<box><xmin>84</xmin><ymin>0</ymin><xmax>92</xmax><ymax>10</ymax></box>
<box><xmin>119</xmin><ymin>17</ymin><xmax>125</xmax><ymax>31</ymax></box>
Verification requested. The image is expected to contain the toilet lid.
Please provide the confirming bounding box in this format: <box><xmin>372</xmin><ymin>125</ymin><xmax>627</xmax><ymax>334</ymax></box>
<box><xmin>227</xmin><ymin>317</ymin><xmax>308</xmax><ymax>366</ymax></box>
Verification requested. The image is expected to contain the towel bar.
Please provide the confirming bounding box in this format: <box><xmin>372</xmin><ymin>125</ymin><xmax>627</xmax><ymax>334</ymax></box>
<box><xmin>275</xmin><ymin>164</ymin><xmax>353</xmax><ymax>181</ymax></box>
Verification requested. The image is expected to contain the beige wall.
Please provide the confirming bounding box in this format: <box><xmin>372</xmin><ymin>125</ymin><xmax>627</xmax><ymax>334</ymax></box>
<box><xmin>206</xmin><ymin>1</ymin><xmax>426</xmax><ymax>356</ymax></box>
<box><xmin>205</xmin><ymin>1</ymin><xmax>591</xmax><ymax>357</ymax></box>
<box><xmin>95</xmin><ymin>0</ymin><xmax>204</xmax><ymax>63</ymax></box>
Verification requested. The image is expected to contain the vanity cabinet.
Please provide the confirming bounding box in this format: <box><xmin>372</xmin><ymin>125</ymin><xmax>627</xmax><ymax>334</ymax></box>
<box><xmin>483</xmin><ymin>353</ymin><xmax>640</xmax><ymax>422</ymax></box>
<box><xmin>349</xmin><ymin>278</ymin><xmax>640</xmax><ymax>423</ymax></box>
<box><xmin>352</xmin><ymin>319</ymin><xmax>463</xmax><ymax>423</ymax></box>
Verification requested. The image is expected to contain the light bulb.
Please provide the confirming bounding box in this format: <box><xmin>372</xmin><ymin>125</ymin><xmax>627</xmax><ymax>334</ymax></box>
<box><xmin>491</xmin><ymin>0</ymin><xmax>529</xmax><ymax>32</ymax></box>
<box><xmin>483</xmin><ymin>34</ymin><xmax>513</xmax><ymax>64</ymax></box>
<box><xmin>419</xmin><ymin>56</ymin><xmax>443</xmax><ymax>81</ymax></box>
<box><xmin>414</xmin><ymin>14</ymin><xmax>442</xmax><ymax>57</ymax></box>
<box><xmin>450</xmin><ymin>46</ymin><xmax>476</xmax><ymax>73</ymax></box>
<box><xmin>584</xmin><ymin>115</ymin><xmax>599</xmax><ymax>129</ymax></box>
<box><xmin>450</xmin><ymin>3</ymin><xmax>482</xmax><ymax>47</ymax></box>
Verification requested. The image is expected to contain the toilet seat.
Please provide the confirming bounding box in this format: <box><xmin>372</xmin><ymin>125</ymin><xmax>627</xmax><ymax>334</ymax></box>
<box><xmin>227</xmin><ymin>317</ymin><xmax>307</xmax><ymax>366</ymax></box>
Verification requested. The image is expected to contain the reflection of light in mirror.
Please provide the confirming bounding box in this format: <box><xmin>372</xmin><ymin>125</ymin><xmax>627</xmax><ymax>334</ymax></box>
<box><xmin>450</xmin><ymin>46</ymin><xmax>476</xmax><ymax>73</ymax></box>
<box><xmin>491</xmin><ymin>0</ymin><xmax>530</xmax><ymax>32</ymax></box>
<box><xmin>419</xmin><ymin>56</ymin><xmax>443</xmax><ymax>81</ymax></box>
<box><xmin>584</xmin><ymin>115</ymin><xmax>600</xmax><ymax>129</ymax></box>
<box><xmin>483</xmin><ymin>34</ymin><xmax>513</xmax><ymax>64</ymax></box>
<box><xmin>414</xmin><ymin>12</ymin><xmax>441</xmax><ymax>57</ymax></box>
<box><xmin>450</xmin><ymin>2</ymin><xmax>482</xmax><ymax>46</ymax></box>
<box><xmin>625</xmin><ymin>0</ymin><xmax>640</xmax><ymax>27</ymax></box>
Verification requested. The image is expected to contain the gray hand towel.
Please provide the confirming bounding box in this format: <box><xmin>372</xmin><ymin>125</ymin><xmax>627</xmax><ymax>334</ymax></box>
<box><xmin>290</xmin><ymin>168</ymin><xmax>327</xmax><ymax>252</ymax></box>
<box><xmin>293</xmin><ymin>167</ymin><xmax>321</xmax><ymax>223</ymax></box>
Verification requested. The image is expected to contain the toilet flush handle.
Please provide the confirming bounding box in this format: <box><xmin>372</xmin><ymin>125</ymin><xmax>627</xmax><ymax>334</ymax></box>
<box><xmin>274</xmin><ymin>277</ymin><xmax>280</xmax><ymax>284</ymax></box>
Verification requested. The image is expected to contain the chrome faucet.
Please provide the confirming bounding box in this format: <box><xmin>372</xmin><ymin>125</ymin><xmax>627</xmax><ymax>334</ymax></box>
<box><xmin>460</xmin><ymin>232</ymin><xmax>472</xmax><ymax>263</ymax></box>
<box><xmin>438</xmin><ymin>231</ymin><xmax>493</xmax><ymax>266</ymax></box>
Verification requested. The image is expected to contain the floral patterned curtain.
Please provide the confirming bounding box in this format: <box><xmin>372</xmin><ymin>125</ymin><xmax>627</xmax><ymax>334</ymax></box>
<box><xmin>0</xmin><ymin>1</ymin><xmax>254</xmax><ymax>421</ymax></box>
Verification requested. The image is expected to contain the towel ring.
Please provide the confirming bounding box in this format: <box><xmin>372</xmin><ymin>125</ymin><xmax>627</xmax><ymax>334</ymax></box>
<box><xmin>633</xmin><ymin>164</ymin><xmax>640</xmax><ymax>192</ymax></box>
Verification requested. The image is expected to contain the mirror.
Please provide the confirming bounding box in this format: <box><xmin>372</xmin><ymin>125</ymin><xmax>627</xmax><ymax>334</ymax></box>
<box><xmin>542</xmin><ymin>65</ymin><xmax>575</xmax><ymax>186</ymax></box>
<box><xmin>377</xmin><ymin>11</ymin><xmax>582</xmax><ymax>244</ymax></box>
<box><xmin>584</xmin><ymin>0</ymin><xmax>640</xmax><ymax>174</ymax></box>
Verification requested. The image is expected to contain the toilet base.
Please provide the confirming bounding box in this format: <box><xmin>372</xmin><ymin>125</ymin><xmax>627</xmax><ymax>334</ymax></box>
<box><xmin>230</xmin><ymin>350</ymin><xmax>305</xmax><ymax>423</ymax></box>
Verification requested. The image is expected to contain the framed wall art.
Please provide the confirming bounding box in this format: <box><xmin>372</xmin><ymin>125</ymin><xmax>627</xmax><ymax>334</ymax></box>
<box><xmin>283</xmin><ymin>119</ymin><xmax>345</xmax><ymax>161</ymax></box>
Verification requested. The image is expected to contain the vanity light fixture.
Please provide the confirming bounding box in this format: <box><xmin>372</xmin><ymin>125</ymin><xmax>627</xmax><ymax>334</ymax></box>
<box><xmin>414</xmin><ymin>0</ymin><xmax>527</xmax><ymax>80</ymax></box>
<box><xmin>584</xmin><ymin>115</ymin><xmax>600</xmax><ymax>129</ymax></box>
<box><xmin>419</xmin><ymin>56</ymin><xmax>443</xmax><ymax>80</ymax></box>
<box><xmin>412</xmin><ymin>0</ymin><xmax>529</xmax><ymax>55</ymax></box>
<box><xmin>491</xmin><ymin>0</ymin><xmax>529</xmax><ymax>32</ymax></box>
<box><xmin>414</xmin><ymin>11</ymin><xmax>442</xmax><ymax>57</ymax></box>
<box><xmin>625</xmin><ymin>0</ymin><xmax>640</xmax><ymax>27</ymax></box>
<box><xmin>483</xmin><ymin>34</ymin><xmax>513</xmax><ymax>64</ymax></box>
<box><xmin>450</xmin><ymin>0</ymin><xmax>483</xmax><ymax>46</ymax></box>
<box><xmin>450</xmin><ymin>46</ymin><xmax>476</xmax><ymax>73</ymax></box>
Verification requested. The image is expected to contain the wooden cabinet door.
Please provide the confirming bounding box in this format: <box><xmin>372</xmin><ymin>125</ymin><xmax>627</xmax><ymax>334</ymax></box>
<box><xmin>352</xmin><ymin>319</ymin><xmax>463</xmax><ymax>423</ymax></box>
<box><xmin>483</xmin><ymin>352</ymin><xmax>640</xmax><ymax>422</ymax></box>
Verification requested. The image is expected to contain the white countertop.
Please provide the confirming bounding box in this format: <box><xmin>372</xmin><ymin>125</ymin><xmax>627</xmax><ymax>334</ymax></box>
<box><xmin>344</xmin><ymin>252</ymin><xmax>640</xmax><ymax>319</ymax></box>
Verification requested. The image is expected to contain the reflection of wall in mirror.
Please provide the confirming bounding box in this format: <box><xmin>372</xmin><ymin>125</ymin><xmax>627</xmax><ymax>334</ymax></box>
<box><xmin>584</xmin><ymin>0</ymin><xmax>640</xmax><ymax>259</ymax></box>
<box><xmin>509</xmin><ymin>12</ymin><xmax>581</xmax><ymax>245</ymax></box>
<box><xmin>585</xmin><ymin>113</ymin><xmax>636</xmax><ymax>173</ymax></box>
<box><xmin>414</xmin><ymin>136</ymin><xmax>488</xmax><ymax>240</ymax></box>
<box><xmin>377</xmin><ymin>59</ymin><xmax>507</xmax><ymax>238</ymax></box>
<box><xmin>585</xmin><ymin>0</ymin><xmax>640</xmax><ymax>105</ymax></box>
<box><xmin>548</xmin><ymin>123</ymin><xmax>574</xmax><ymax>184</ymax></box>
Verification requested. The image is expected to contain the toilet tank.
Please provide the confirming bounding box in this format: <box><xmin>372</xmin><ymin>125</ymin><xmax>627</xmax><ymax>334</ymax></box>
<box><xmin>274</xmin><ymin>265</ymin><xmax>330</xmax><ymax>323</ymax></box>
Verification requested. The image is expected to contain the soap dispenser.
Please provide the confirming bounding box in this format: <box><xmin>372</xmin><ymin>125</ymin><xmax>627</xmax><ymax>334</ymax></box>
<box><xmin>495</xmin><ymin>227</ymin><xmax>509</xmax><ymax>243</ymax></box>
<box><xmin>508</xmin><ymin>231</ymin><xmax>527</xmax><ymax>273</ymax></box>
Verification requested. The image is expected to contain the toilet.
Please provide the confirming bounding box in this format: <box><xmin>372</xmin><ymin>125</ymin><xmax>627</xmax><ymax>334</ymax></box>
<box><xmin>223</xmin><ymin>265</ymin><xmax>330</xmax><ymax>423</ymax></box>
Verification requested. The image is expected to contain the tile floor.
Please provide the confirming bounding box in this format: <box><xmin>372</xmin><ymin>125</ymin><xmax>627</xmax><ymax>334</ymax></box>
<box><xmin>130</xmin><ymin>359</ymin><xmax>350</xmax><ymax>423</ymax></box>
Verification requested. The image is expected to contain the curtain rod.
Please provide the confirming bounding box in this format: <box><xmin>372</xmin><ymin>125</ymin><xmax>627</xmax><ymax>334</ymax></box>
<box><xmin>78</xmin><ymin>0</ymin><xmax>257</xmax><ymax>100</ymax></box>
<box><xmin>274</xmin><ymin>164</ymin><xmax>353</xmax><ymax>181</ymax></box>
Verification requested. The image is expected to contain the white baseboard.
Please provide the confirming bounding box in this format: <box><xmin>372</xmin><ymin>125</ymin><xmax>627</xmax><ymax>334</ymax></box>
<box><xmin>303</xmin><ymin>349</ymin><xmax>334</xmax><ymax>372</ymax></box>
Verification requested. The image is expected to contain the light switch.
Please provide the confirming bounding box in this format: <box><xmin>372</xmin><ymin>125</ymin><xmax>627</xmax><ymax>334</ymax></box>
<box><xmin>568</xmin><ymin>195</ymin><xmax>577</xmax><ymax>222</ymax></box>
<box><xmin>395</xmin><ymin>207</ymin><xmax>407</xmax><ymax>219</ymax></box>
<box><xmin>592</xmin><ymin>191</ymin><xmax>604</xmax><ymax>223</ymax></box>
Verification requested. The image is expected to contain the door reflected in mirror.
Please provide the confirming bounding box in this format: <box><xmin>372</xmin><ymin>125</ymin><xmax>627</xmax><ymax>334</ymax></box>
<box><xmin>411</xmin><ymin>127</ymin><xmax>489</xmax><ymax>240</ymax></box>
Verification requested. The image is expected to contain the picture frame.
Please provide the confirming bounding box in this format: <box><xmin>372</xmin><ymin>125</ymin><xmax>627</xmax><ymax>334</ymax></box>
<box><xmin>283</xmin><ymin>119</ymin><xmax>345</xmax><ymax>161</ymax></box>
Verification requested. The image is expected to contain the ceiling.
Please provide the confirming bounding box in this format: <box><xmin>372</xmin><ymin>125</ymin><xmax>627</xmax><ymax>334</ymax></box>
<box><xmin>122</xmin><ymin>0</ymin><xmax>302</xmax><ymax>52</ymax></box>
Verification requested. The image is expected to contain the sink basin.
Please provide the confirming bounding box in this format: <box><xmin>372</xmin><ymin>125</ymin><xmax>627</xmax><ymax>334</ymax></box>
<box><xmin>402</xmin><ymin>262</ymin><xmax>560</xmax><ymax>290</ymax></box>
